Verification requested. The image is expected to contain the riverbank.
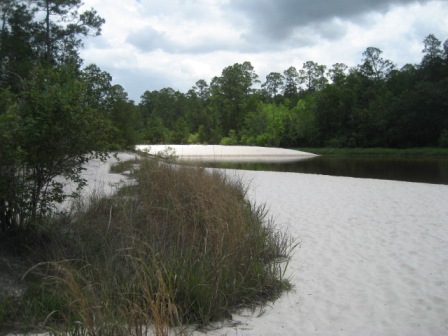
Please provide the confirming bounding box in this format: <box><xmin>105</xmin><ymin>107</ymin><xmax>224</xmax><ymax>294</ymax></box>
<box><xmin>136</xmin><ymin>144</ymin><xmax>317</xmax><ymax>162</ymax></box>
<box><xmin>4</xmin><ymin>146</ymin><xmax>448</xmax><ymax>335</ymax></box>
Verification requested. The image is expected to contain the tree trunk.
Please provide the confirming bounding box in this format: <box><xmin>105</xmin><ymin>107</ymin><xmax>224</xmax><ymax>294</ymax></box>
<box><xmin>45</xmin><ymin>0</ymin><xmax>51</xmax><ymax>63</ymax></box>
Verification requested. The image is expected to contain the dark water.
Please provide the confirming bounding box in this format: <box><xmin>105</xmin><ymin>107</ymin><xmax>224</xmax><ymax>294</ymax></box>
<box><xmin>188</xmin><ymin>156</ymin><xmax>448</xmax><ymax>185</ymax></box>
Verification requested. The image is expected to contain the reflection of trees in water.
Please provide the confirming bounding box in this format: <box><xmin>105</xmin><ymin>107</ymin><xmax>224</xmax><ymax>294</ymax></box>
<box><xmin>187</xmin><ymin>157</ymin><xmax>448</xmax><ymax>185</ymax></box>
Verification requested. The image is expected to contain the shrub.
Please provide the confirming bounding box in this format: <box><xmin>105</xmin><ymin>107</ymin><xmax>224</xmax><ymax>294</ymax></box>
<box><xmin>187</xmin><ymin>132</ymin><xmax>200</xmax><ymax>144</ymax></box>
<box><xmin>219</xmin><ymin>129</ymin><xmax>239</xmax><ymax>145</ymax></box>
<box><xmin>0</xmin><ymin>65</ymin><xmax>113</xmax><ymax>238</ymax></box>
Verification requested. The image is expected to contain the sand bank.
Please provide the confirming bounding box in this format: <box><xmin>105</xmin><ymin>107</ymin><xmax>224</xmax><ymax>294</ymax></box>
<box><xmin>135</xmin><ymin>144</ymin><xmax>317</xmax><ymax>162</ymax></box>
<box><xmin>199</xmin><ymin>170</ymin><xmax>448</xmax><ymax>336</ymax></box>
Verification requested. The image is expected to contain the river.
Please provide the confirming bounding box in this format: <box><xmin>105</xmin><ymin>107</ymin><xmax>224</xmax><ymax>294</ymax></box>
<box><xmin>188</xmin><ymin>156</ymin><xmax>448</xmax><ymax>185</ymax></box>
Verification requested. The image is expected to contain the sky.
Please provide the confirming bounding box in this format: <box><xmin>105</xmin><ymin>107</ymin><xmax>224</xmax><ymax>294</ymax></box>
<box><xmin>79</xmin><ymin>0</ymin><xmax>448</xmax><ymax>102</ymax></box>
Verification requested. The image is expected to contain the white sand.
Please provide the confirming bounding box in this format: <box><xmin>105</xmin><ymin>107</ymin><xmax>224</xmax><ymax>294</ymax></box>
<box><xmin>60</xmin><ymin>152</ymin><xmax>138</xmax><ymax>202</ymax></box>
<box><xmin>135</xmin><ymin>144</ymin><xmax>317</xmax><ymax>162</ymax></box>
<box><xmin>15</xmin><ymin>146</ymin><xmax>448</xmax><ymax>335</ymax></box>
<box><xmin>198</xmin><ymin>171</ymin><xmax>448</xmax><ymax>336</ymax></box>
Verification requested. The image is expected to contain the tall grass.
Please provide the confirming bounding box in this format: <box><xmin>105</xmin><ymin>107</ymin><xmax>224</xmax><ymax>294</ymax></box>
<box><xmin>18</xmin><ymin>159</ymin><xmax>295</xmax><ymax>335</ymax></box>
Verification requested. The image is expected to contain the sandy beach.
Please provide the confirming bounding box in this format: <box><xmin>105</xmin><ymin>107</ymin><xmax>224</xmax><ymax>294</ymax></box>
<box><xmin>135</xmin><ymin>144</ymin><xmax>317</xmax><ymax>162</ymax></box>
<box><xmin>200</xmin><ymin>170</ymin><xmax>448</xmax><ymax>336</ymax></box>
<box><xmin>14</xmin><ymin>146</ymin><xmax>448</xmax><ymax>335</ymax></box>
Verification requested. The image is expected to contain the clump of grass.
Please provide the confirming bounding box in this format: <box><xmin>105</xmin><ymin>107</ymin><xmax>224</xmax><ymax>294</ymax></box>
<box><xmin>18</xmin><ymin>159</ymin><xmax>295</xmax><ymax>334</ymax></box>
<box><xmin>109</xmin><ymin>157</ymin><xmax>141</xmax><ymax>174</ymax></box>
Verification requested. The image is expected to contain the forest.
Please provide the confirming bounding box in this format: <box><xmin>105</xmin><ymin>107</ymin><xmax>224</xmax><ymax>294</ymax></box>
<box><xmin>138</xmin><ymin>36</ymin><xmax>448</xmax><ymax>149</ymax></box>
<box><xmin>2</xmin><ymin>1</ymin><xmax>447</xmax><ymax>152</ymax></box>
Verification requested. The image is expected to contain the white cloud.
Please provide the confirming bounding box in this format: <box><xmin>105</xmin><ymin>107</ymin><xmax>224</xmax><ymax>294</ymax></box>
<box><xmin>79</xmin><ymin>0</ymin><xmax>448</xmax><ymax>101</ymax></box>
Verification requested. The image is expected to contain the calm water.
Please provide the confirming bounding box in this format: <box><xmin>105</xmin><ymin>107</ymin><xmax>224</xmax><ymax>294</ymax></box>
<box><xmin>189</xmin><ymin>156</ymin><xmax>448</xmax><ymax>185</ymax></box>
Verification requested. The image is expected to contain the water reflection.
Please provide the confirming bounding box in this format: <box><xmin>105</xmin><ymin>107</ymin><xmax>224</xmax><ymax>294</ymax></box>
<box><xmin>185</xmin><ymin>156</ymin><xmax>448</xmax><ymax>185</ymax></box>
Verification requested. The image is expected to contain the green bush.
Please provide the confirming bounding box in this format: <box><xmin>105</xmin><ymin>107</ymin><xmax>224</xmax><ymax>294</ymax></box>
<box><xmin>0</xmin><ymin>65</ymin><xmax>113</xmax><ymax>238</ymax></box>
<box><xmin>187</xmin><ymin>132</ymin><xmax>200</xmax><ymax>144</ymax></box>
<box><xmin>220</xmin><ymin>129</ymin><xmax>239</xmax><ymax>145</ymax></box>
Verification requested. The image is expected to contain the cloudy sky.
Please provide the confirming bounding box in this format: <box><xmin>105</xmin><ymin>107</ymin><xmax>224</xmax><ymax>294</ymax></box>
<box><xmin>80</xmin><ymin>0</ymin><xmax>448</xmax><ymax>102</ymax></box>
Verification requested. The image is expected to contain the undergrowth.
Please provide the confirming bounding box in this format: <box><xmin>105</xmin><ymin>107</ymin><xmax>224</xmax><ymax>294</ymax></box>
<box><xmin>6</xmin><ymin>158</ymin><xmax>295</xmax><ymax>335</ymax></box>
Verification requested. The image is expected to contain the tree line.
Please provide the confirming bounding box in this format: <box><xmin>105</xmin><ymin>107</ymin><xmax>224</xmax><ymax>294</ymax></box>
<box><xmin>138</xmin><ymin>35</ymin><xmax>448</xmax><ymax>149</ymax></box>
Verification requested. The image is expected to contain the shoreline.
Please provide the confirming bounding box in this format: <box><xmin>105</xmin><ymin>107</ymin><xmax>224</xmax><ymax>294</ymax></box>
<box><xmin>8</xmin><ymin>146</ymin><xmax>448</xmax><ymax>335</ymax></box>
<box><xmin>135</xmin><ymin>144</ymin><xmax>318</xmax><ymax>162</ymax></box>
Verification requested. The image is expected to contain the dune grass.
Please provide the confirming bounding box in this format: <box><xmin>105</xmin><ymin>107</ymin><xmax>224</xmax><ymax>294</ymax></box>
<box><xmin>5</xmin><ymin>158</ymin><xmax>295</xmax><ymax>335</ymax></box>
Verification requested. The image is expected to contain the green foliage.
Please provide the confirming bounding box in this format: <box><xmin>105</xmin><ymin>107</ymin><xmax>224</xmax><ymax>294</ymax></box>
<box><xmin>187</xmin><ymin>132</ymin><xmax>200</xmax><ymax>144</ymax></box>
<box><xmin>220</xmin><ymin>129</ymin><xmax>239</xmax><ymax>145</ymax></box>
<box><xmin>140</xmin><ymin>115</ymin><xmax>171</xmax><ymax>144</ymax></box>
<box><xmin>172</xmin><ymin>117</ymin><xmax>190</xmax><ymax>144</ymax></box>
<box><xmin>1</xmin><ymin>1</ymin><xmax>141</xmax><ymax>238</ymax></box>
<box><xmin>3</xmin><ymin>1</ymin><xmax>448</xmax><ymax>153</ymax></box>
<box><xmin>0</xmin><ymin>0</ymin><xmax>104</xmax><ymax>75</ymax></box>
<box><xmin>0</xmin><ymin>64</ymin><xmax>114</xmax><ymax>236</ymax></box>
<box><xmin>284</xmin><ymin>97</ymin><xmax>319</xmax><ymax>146</ymax></box>
<box><xmin>282</xmin><ymin>66</ymin><xmax>300</xmax><ymax>103</ymax></box>
<box><xmin>110</xmin><ymin>98</ymin><xmax>142</xmax><ymax>149</ymax></box>
<box><xmin>81</xmin><ymin>65</ymin><xmax>141</xmax><ymax>149</ymax></box>
<box><xmin>262</xmin><ymin>72</ymin><xmax>284</xmax><ymax>101</ymax></box>
<box><xmin>133</xmin><ymin>34</ymin><xmax>448</xmax><ymax>150</ymax></box>
<box><xmin>359</xmin><ymin>47</ymin><xmax>395</xmax><ymax>80</ymax></box>
<box><xmin>209</xmin><ymin>61</ymin><xmax>259</xmax><ymax>136</ymax></box>
<box><xmin>298</xmin><ymin>60</ymin><xmax>328</xmax><ymax>92</ymax></box>
<box><xmin>240</xmin><ymin>103</ymin><xmax>286</xmax><ymax>147</ymax></box>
